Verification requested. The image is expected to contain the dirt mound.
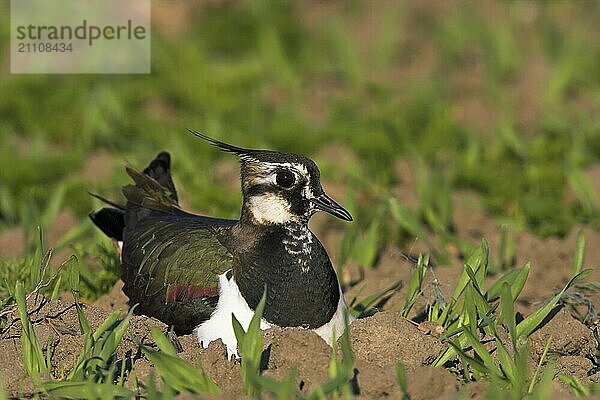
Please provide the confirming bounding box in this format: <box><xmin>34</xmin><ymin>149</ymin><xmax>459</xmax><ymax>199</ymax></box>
<box><xmin>529</xmin><ymin>308</ymin><xmax>599</xmax><ymax>384</ymax></box>
<box><xmin>179</xmin><ymin>337</ymin><xmax>244</xmax><ymax>397</ymax></box>
<box><xmin>263</xmin><ymin>327</ymin><xmax>331</xmax><ymax>392</ymax></box>
<box><xmin>351</xmin><ymin>312</ymin><xmax>444</xmax><ymax>368</ymax></box>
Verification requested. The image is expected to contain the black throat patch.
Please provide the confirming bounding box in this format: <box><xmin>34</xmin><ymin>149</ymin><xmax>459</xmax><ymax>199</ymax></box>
<box><xmin>230</xmin><ymin>222</ymin><xmax>340</xmax><ymax>328</ymax></box>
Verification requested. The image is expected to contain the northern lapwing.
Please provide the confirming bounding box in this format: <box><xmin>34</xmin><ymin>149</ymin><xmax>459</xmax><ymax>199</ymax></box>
<box><xmin>89</xmin><ymin>131</ymin><xmax>354</xmax><ymax>357</ymax></box>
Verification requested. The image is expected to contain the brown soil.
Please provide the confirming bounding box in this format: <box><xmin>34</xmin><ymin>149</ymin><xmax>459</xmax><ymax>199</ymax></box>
<box><xmin>2</xmin><ymin>166</ymin><xmax>599</xmax><ymax>399</ymax></box>
<box><xmin>4</xmin><ymin>162</ymin><xmax>599</xmax><ymax>398</ymax></box>
<box><xmin>2</xmin><ymin>206</ymin><xmax>598</xmax><ymax>399</ymax></box>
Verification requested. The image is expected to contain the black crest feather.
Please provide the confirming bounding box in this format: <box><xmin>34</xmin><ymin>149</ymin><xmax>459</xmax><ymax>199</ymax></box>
<box><xmin>187</xmin><ymin>129</ymin><xmax>256</xmax><ymax>159</ymax></box>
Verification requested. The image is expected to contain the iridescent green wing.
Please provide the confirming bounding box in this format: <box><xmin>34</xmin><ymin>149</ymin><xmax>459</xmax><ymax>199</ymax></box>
<box><xmin>122</xmin><ymin>214</ymin><xmax>235</xmax><ymax>333</ymax></box>
<box><xmin>121</xmin><ymin>164</ymin><xmax>236</xmax><ymax>333</ymax></box>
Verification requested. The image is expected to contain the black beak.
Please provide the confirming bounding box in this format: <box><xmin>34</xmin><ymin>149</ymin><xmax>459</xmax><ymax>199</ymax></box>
<box><xmin>311</xmin><ymin>193</ymin><xmax>353</xmax><ymax>221</ymax></box>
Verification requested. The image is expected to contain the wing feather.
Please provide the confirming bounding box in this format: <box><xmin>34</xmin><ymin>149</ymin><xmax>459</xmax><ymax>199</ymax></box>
<box><xmin>122</xmin><ymin>211</ymin><xmax>236</xmax><ymax>334</ymax></box>
<box><xmin>115</xmin><ymin>159</ymin><xmax>237</xmax><ymax>334</ymax></box>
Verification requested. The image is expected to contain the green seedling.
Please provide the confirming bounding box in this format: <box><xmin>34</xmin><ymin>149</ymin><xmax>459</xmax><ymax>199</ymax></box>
<box><xmin>395</xmin><ymin>362</ymin><xmax>410</xmax><ymax>400</ymax></box>
<box><xmin>232</xmin><ymin>291</ymin><xmax>267</xmax><ymax>396</ymax></box>
<box><xmin>15</xmin><ymin>280</ymin><xmax>48</xmax><ymax>383</ymax></box>
<box><xmin>43</xmin><ymin>381</ymin><xmax>135</xmax><ymax>399</ymax></box>
<box><xmin>402</xmin><ymin>253</ymin><xmax>428</xmax><ymax>318</ymax></box>
<box><xmin>142</xmin><ymin>329</ymin><xmax>219</xmax><ymax>395</ymax></box>
<box><xmin>351</xmin><ymin>279</ymin><xmax>402</xmax><ymax>318</ymax></box>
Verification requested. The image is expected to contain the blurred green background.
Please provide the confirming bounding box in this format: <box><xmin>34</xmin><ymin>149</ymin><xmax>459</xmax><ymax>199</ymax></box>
<box><xmin>1</xmin><ymin>1</ymin><xmax>600</xmax><ymax>299</ymax></box>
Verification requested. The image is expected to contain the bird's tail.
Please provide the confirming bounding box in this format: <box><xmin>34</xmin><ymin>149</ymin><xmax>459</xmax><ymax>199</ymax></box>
<box><xmin>122</xmin><ymin>151</ymin><xmax>179</xmax><ymax>212</ymax></box>
<box><xmin>89</xmin><ymin>151</ymin><xmax>179</xmax><ymax>241</ymax></box>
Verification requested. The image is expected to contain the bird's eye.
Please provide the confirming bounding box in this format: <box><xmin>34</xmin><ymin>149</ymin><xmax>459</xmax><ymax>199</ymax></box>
<box><xmin>276</xmin><ymin>170</ymin><xmax>295</xmax><ymax>188</ymax></box>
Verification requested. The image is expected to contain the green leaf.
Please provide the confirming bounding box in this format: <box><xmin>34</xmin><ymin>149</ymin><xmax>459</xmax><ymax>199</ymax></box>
<box><xmin>487</xmin><ymin>263</ymin><xmax>530</xmax><ymax>301</ymax></box>
<box><xmin>463</xmin><ymin>284</ymin><xmax>478</xmax><ymax>334</ymax></box>
<box><xmin>452</xmin><ymin>241</ymin><xmax>488</xmax><ymax>302</ymax></box>
<box><xmin>50</xmin><ymin>275</ymin><xmax>62</xmax><ymax>301</ymax></box>
<box><xmin>558</xmin><ymin>374</ymin><xmax>590</xmax><ymax>397</ymax></box>
<box><xmin>351</xmin><ymin>219</ymin><xmax>380</xmax><ymax>268</ymax></box>
<box><xmin>151</xmin><ymin>326</ymin><xmax>177</xmax><ymax>356</ymax></box>
<box><xmin>461</xmin><ymin>329</ymin><xmax>503</xmax><ymax>378</ymax></box>
<box><xmin>529</xmin><ymin>335</ymin><xmax>553</xmax><ymax>395</ymax></box>
<box><xmin>69</xmin><ymin>307</ymin><xmax>132</xmax><ymax>380</ymax></box>
<box><xmin>0</xmin><ymin>375</ymin><xmax>7</xmax><ymax>400</ymax></box>
<box><xmin>500</xmin><ymin>282</ymin><xmax>517</xmax><ymax>348</ymax></box>
<box><xmin>143</xmin><ymin>345</ymin><xmax>220</xmax><ymax>395</ymax></box>
<box><xmin>15</xmin><ymin>281</ymin><xmax>48</xmax><ymax>380</ymax></box>
<box><xmin>352</xmin><ymin>279</ymin><xmax>402</xmax><ymax>318</ymax></box>
<box><xmin>233</xmin><ymin>290</ymin><xmax>267</xmax><ymax>396</ymax></box>
<box><xmin>495</xmin><ymin>224</ymin><xmax>515</xmax><ymax>272</ymax></box>
<box><xmin>464</xmin><ymin>266</ymin><xmax>492</xmax><ymax>323</ymax></box>
<box><xmin>401</xmin><ymin>253</ymin><xmax>428</xmax><ymax>317</ymax></box>
<box><xmin>433</xmin><ymin>333</ymin><xmax>467</xmax><ymax>367</ymax></box>
<box><xmin>307</xmin><ymin>311</ymin><xmax>354</xmax><ymax>400</ymax></box>
<box><xmin>92</xmin><ymin>310</ymin><xmax>121</xmax><ymax>342</ymax></box>
<box><xmin>517</xmin><ymin>269</ymin><xmax>592</xmax><ymax>338</ymax></box>
<box><xmin>43</xmin><ymin>381</ymin><xmax>134</xmax><ymax>399</ymax></box>
<box><xmin>572</xmin><ymin>230</ymin><xmax>585</xmax><ymax>276</ymax></box>
<box><xmin>447</xmin><ymin>340</ymin><xmax>490</xmax><ymax>378</ymax></box>
<box><xmin>30</xmin><ymin>227</ymin><xmax>44</xmax><ymax>285</ymax></box>
<box><xmin>243</xmin><ymin>290</ymin><xmax>266</xmax><ymax>363</ymax></box>
<box><xmin>567</xmin><ymin>167</ymin><xmax>599</xmax><ymax>215</ymax></box>
<box><xmin>396</xmin><ymin>362</ymin><xmax>409</xmax><ymax>396</ymax></box>
<box><xmin>40</xmin><ymin>183</ymin><xmax>65</xmax><ymax>229</ymax></box>
<box><xmin>67</xmin><ymin>256</ymin><xmax>91</xmax><ymax>335</ymax></box>
<box><xmin>529</xmin><ymin>360</ymin><xmax>555</xmax><ymax>400</ymax></box>
<box><xmin>95</xmin><ymin>308</ymin><xmax>134</xmax><ymax>366</ymax></box>
<box><xmin>388</xmin><ymin>198</ymin><xmax>436</xmax><ymax>254</ymax></box>
<box><xmin>253</xmin><ymin>371</ymin><xmax>300</xmax><ymax>399</ymax></box>
<box><xmin>494</xmin><ymin>338</ymin><xmax>515</xmax><ymax>384</ymax></box>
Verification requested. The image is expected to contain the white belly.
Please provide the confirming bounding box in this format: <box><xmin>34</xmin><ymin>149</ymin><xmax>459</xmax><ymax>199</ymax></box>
<box><xmin>193</xmin><ymin>271</ymin><xmax>354</xmax><ymax>358</ymax></box>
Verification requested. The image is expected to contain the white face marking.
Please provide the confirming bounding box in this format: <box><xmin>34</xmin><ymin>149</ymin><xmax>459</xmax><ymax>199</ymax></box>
<box><xmin>247</xmin><ymin>193</ymin><xmax>296</xmax><ymax>224</ymax></box>
<box><xmin>244</xmin><ymin>161</ymin><xmax>317</xmax><ymax>224</ymax></box>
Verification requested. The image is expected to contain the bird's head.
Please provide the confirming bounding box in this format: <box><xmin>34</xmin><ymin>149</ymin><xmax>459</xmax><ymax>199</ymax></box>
<box><xmin>190</xmin><ymin>130</ymin><xmax>352</xmax><ymax>225</ymax></box>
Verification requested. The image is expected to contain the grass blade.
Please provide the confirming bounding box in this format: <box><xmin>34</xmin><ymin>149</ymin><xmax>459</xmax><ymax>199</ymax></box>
<box><xmin>307</xmin><ymin>312</ymin><xmax>355</xmax><ymax>399</ymax></box>
<box><xmin>396</xmin><ymin>362</ymin><xmax>410</xmax><ymax>400</ymax></box>
<box><xmin>143</xmin><ymin>344</ymin><xmax>220</xmax><ymax>395</ymax></box>
<box><xmin>529</xmin><ymin>360</ymin><xmax>555</xmax><ymax>400</ymax></box>
<box><xmin>528</xmin><ymin>335</ymin><xmax>553</xmax><ymax>394</ymax></box>
<box><xmin>401</xmin><ymin>253</ymin><xmax>428</xmax><ymax>317</ymax></box>
<box><xmin>351</xmin><ymin>219</ymin><xmax>380</xmax><ymax>268</ymax></box>
<box><xmin>494</xmin><ymin>338</ymin><xmax>515</xmax><ymax>384</ymax></box>
<box><xmin>571</xmin><ymin>230</ymin><xmax>585</xmax><ymax>276</ymax></box>
<box><xmin>43</xmin><ymin>381</ymin><xmax>134</xmax><ymax>399</ymax></box>
<box><xmin>500</xmin><ymin>282</ymin><xmax>517</xmax><ymax>348</ymax></box>
<box><xmin>516</xmin><ymin>269</ymin><xmax>592</xmax><ymax>338</ymax></box>
<box><xmin>67</xmin><ymin>256</ymin><xmax>91</xmax><ymax>335</ymax></box>
<box><xmin>150</xmin><ymin>326</ymin><xmax>177</xmax><ymax>356</ymax></box>
<box><xmin>452</xmin><ymin>241</ymin><xmax>488</xmax><ymax>302</ymax></box>
<box><xmin>233</xmin><ymin>290</ymin><xmax>267</xmax><ymax>396</ymax></box>
<box><xmin>352</xmin><ymin>279</ymin><xmax>402</xmax><ymax>318</ymax></box>
<box><xmin>15</xmin><ymin>281</ymin><xmax>48</xmax><ymax>381</ymax></box>
<box><xmin>461</xmin><ymin>329</ymin><xmax>503</xmax><ymax>378</ymax></box>
<box><xmin>487</xmin><ymin>263</ymin><xmax>530</xmax><ymax>301</ymax></box>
